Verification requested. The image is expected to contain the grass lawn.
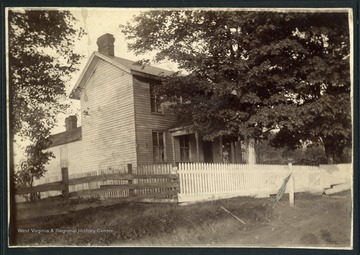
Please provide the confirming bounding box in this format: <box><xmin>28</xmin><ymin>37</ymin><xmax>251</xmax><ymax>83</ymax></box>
<box><xmin>15</xmin><ymin>191</ymin><xmax>352</xmax><ymax>248</ymax></box>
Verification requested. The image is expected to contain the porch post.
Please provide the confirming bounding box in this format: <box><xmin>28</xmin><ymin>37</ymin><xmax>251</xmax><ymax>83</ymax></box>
<box><xmin>219</xmin><ymin>136</ymin><xmax>223</xmax><ymax>163</ymax></box>
<box><xmin>171</xmin><ymin>135</ymin><xmax>176</xmax><ymax>166</ymax></box>
<box><xmin>195</xmin><ymin>132</ymin><xmax>200</xmax><ymax>162</ymax></box>
<box><xmin>231</xmin><ymin>142</ymin><xmax>236</xmax><ymax>163</ymax></box>
<box><xmin>247</xmin><ymin>139</ymin><xmax>256</xmax><ymax>164</ymax></box>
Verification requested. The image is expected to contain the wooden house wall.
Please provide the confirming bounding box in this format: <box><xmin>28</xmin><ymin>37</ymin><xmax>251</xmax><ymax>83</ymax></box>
<box><xmin>132</xmin><ymin>76</ymin><xmax>178</xmax><ymax>165</ymax></box>
<box><xmin>79</xmin><ymin>59</ymin><xmax>137</xmax><ymax>170</ymax></box>
<box><xmin>38</xmin><ymin>140</ymin><xmax>83</xmax><ymax>182</ymax></box>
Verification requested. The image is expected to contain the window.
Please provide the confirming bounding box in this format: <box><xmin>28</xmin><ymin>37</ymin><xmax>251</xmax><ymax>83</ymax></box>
<box><xmin>153</xmin><ymin>131</ymin><xmax>165</xmax><ymax>162</ymax></box>
<box><xmin>179</xmin><ymin>136</ymin><xmax>190</xmax><ymax>162</ymax></box>
<box><xmin>150</xmin><ymin>84</ymin><xmax>163</xmax><ymax>113</ymax></box>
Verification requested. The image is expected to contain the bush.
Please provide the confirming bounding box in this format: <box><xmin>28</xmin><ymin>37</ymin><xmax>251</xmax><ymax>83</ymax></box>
<box><xmin>257</xmin><ymin>140</ymin><xmax>328</xmax><ymax>165</ymax></box>
<box><xmin>291</xmin><ymin>146</ymin><xmax>328</xmax><ymax>165</ymax></box>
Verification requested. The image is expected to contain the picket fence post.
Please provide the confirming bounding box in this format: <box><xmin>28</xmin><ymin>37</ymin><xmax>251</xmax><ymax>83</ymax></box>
<box><xmin>288</xmin><ymin>162</ymin><xmax>295</xmax><ymax>207</ymax></box>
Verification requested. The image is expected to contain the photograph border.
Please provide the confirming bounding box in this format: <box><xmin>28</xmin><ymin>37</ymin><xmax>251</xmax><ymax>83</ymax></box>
<box><xmin>1</xmin><ymin>0</ymin><xmax>359</xmax><ymax>255</ymax></box>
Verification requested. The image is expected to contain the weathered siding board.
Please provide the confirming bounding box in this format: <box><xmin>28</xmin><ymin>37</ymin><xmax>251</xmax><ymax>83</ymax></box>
<box><xmin>80</xmin><ymin>60</ymin><xmax>137</xmax><ymax>170</ymax></box>
<box><xmin>133</xmin><ymin>76</ymin><xmax>178</xmax><ymax>165</ymax></box>
<box><xmin>36</xmin><ymin>141</ymin><xmax>83</xmax><ymax>185</ymax></box>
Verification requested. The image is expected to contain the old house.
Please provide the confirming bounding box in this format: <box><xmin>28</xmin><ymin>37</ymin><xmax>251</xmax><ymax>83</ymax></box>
<box><xmin>44</xmin><ymin>33</ymin><xmax>247</xmax><ymax>179</ymax></box>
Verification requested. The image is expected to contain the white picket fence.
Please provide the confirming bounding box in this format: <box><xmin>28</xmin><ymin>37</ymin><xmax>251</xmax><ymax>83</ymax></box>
<box><xmin>31</xmin><ymin>162</ymin><xmax>351</xmax><ymax>204</ymax></box>
<box><xmin>177</xmin><ymin>163</ymin><xmax>352</xmax><ymax>203</ymax></box>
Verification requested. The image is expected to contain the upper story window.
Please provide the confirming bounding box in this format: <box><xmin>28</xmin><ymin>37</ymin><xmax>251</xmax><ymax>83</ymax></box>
<box><xmin>150</xmin><ymin>84</ymin><xmax>163</xmax><ymax>114</ymax></box>
<box><xmin>153</xmin><ymin>131</ymin><xmax>165</xmax><ymax>162</ymax></box>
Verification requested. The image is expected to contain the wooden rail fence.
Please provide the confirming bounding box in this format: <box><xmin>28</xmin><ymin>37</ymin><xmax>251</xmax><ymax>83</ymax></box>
<box><xmin>15</xmin><ymin>164</ymin><xmax>178</xmax><ymax>220</ymax></box>
<box><xmin>15</xmin><ymin>162</ymin><xmax>351</xmax><ymax>219</ymax></box>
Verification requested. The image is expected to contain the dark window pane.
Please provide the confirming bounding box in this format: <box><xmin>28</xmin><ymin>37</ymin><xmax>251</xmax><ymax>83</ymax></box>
<box><xmin>152</xmin><ymin>132</ymin><xmax>158</xmax><ymax>146</ymax></box>
<box><xmin>159</xmin><ymin>132</ymin><xmax>164</xmax><ymax>146</ymax></box>
<box><xmin>180</xmin><ymin>136</ymin><xmax>190</xmax><ymax>162</ymax></box>
<box><xmin>153</xmin><ymin>131</ymin><xmax>165</xmax><ymax>162</ymax></box>
<box><xmin>153</xmin><ymin>148</ymin><xmax>158</xmax><ymax>162</ymax></box>
<box><xmin>184</xmin><ymin>149</ymin><xmax>189</xmax><ymax>161</ymax></box>
<box><xmin>150</xmin><ymin>84</ymin><xmax>162</xmax><ymax>113</ymax></box>
<box><xmin>150</xmin><ymin>97</ymin><xmax>156</xmax><ymax>112</ymax></box>
<box><xmin>185</xmin><ymin>136</ymin><xmax>189</xmax><ymax>147</ymax></box>
<box><xmin>160</xmin><ymin>147</ymin><xmax>165</xmax><ymax>161</ymax></box>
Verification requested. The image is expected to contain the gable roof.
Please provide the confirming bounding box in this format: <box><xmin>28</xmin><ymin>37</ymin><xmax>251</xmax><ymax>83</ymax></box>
<box><xmin>109</xmin><ymin>55</ymin><xmax>175</xmax><ymax>77</ymax></box>
<box><xmin>49</xmin><ymin>127</ymin><xmax>82</xmax><ymax>147</ymax></box>
<box><xmin>70</xmin><ymin>51</ymin><xmax>174</xmax><ymax>100</ymax></box>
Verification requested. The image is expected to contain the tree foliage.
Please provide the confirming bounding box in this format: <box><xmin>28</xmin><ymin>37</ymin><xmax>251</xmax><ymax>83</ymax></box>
<box><xmin>15</xmin><ymin>138</ymin><xmax>54</xmax><ymax>201</ymax></box>
<box><xmin>122</xmin><ymin>10</ymin><xmax>351</xmax><ymax>163</ymax></box>
<box><xmin>256</xmin><ymin>138</ymin><xmax>329</xmax><ymax>165</ymax></box>
<box><xmin>8</xmin><ymin>10</ymin><xmax>85</xmax><ymax>183</ymax></box>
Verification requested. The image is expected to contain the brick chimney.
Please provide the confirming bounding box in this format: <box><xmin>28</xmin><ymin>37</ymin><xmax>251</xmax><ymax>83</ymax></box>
<box><xmin>65</xmin><ymin>115</ymin><xmax>77</xmax><ymax>132</ymax></box>
<box><xmin>97</xmin><ymin>33</ymin><xmax>115</xmax><ymax>56</ymax></box>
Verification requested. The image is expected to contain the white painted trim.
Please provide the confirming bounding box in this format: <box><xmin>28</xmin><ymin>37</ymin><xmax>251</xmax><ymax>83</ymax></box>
<box><xmin>70</xmin><ymin>52</ymin><xmax>97</xmax><ymax>99</ymax></box>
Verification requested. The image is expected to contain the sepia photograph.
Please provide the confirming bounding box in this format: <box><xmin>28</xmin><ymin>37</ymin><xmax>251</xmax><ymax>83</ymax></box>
<box><xmin>4</xmin><ymin>6</ymin><xmax>355</xmax><ymax>250</ymax></box>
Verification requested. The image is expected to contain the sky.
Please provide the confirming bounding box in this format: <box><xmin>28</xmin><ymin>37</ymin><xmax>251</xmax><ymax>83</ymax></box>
<box><xmin>10</xmin><ymin>7</ymin><xmax>180</xmax><ymax>164</ymax></box>
<box><xmin>53</xmin><ymin>8</ymin><xmax>179</xmax><ymax>134</ymax></box>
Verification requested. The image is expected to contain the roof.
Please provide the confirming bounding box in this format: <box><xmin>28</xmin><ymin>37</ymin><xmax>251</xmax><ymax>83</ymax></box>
<box><xmin>108</xmin><ymin>55</ymin><xmax>175</xmax><ymax>77</ymax></box>
<box><xmin>49</xmin><ymin>127</ymin><xmax>82</xmax><ymax>147</ymax></box>
<box><xmin>70</xmin><ymin>52</ymin><xmax>175</xmax><ymax>100</ymax></box>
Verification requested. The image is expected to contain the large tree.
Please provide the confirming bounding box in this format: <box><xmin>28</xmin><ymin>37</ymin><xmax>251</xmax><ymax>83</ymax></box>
<box><xmin>8</xmin><ymin>9</ymin><xmax>84</xmax><ymax>244</ymax></box>
<box><xmin>122</xmin><ymin>10</ymin><xmax>351</xmax><ymax>164</ymax></box>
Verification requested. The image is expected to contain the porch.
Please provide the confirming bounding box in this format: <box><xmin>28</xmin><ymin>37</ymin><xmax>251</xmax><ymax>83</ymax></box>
<box><xmin>169</xmin><ymin>126</ymin><xmax>244</xmax><ymax>165</ymax></box>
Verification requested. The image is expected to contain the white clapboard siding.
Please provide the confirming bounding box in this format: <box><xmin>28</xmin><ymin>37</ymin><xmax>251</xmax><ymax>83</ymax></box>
<box><xmin>80</xmin><ymin>60</ymin><xmax>137</xmax><ymax>171</ymax></box>
<box><xmin>133</xmin><ymin>77</ymin><xmax>178</xmax><ymax>165</ymax></box>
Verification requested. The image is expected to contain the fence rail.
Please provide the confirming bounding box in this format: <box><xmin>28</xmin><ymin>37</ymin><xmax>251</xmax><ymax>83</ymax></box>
<box><xmin>15</xmin><ymin>162</ymin><xmax>351</xmax><ymax>219</ymax></box>
<box><xmin>15</xmin><ymin>164</ymin><xmax>178</xmax><ymax>220</ymax></box>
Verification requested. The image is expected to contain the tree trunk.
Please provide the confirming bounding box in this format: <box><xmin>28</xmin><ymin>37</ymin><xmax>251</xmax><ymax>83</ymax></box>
<box><xmin>323</xmin><ymin>140</ymin><xmax>335</xmax><ymax>164</ymax></box>
<box><xmin>326</xmin><ymin>154</ymin><xmax>334</xmax><ymax>165</ymax></box>
<box><xmin>246</xmin><ymin>139</ymin><xmax>256</xmax><ymax>164</ymax></box>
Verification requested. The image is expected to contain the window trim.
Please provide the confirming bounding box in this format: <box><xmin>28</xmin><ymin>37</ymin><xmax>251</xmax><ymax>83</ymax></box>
<box><xmin>150</xmin><ymin>84</ymin><xmax>164</xmax><ymax>115</ymax></box>
<box><xmin>179</xmin><ymin>135</ymin><xmax>191</xmax><ymax>162</ymax></box>
<box><xmin>152</xmin><ymin>131</ymin><xmax>166</xmax><ymax>162</ymax></box>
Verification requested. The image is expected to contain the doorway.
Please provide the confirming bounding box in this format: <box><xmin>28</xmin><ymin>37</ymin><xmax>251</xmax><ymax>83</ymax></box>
<box><xmin>203</xmin><ymin>141</ymin><xmax>213</xmax><ymax>163</ymax></box>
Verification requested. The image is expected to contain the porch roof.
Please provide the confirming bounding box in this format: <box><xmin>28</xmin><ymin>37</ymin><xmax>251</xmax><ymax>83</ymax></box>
<box><xmin>168</xmin><ymin>122</ymin><xmax>195</xmax><ymax>136</ymax></box>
